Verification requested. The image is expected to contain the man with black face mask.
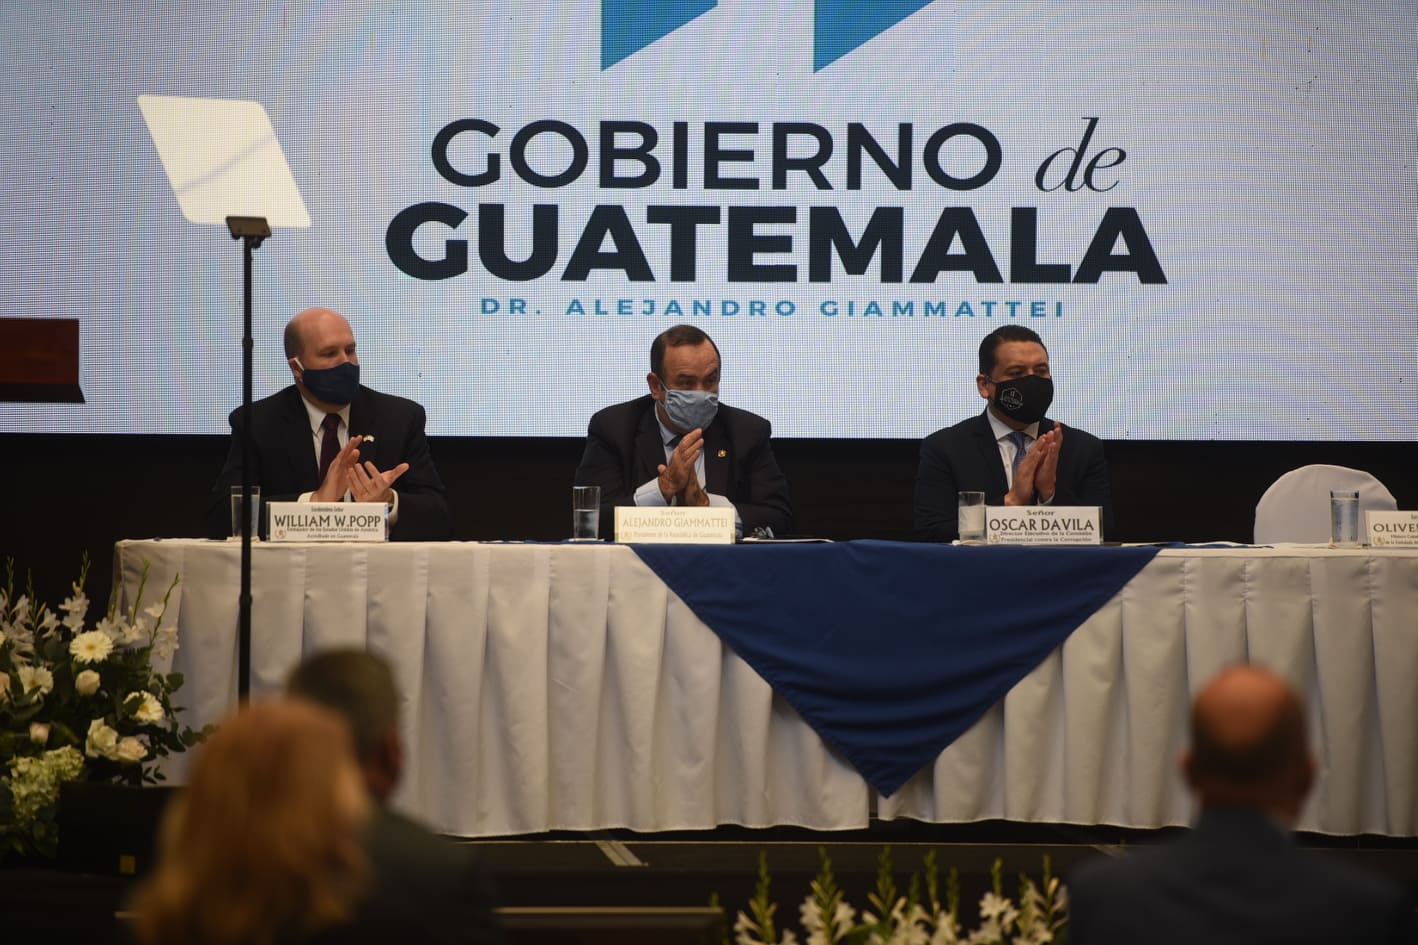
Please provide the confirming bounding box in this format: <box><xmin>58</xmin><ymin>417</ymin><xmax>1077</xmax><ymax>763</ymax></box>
<box><xmin>574</xmin><ymin>324</ymin><xmax>793</xmax><ymax>540</ymax></box>
<box><xmin>206</xmin><ymin>307</ymin><xmax>450</xmax><ymax>540</ymax></box>
<box><xmin>913</xmin><ymin>325</ymin><xmax>1112</xmax><ymax>542</ymax></box>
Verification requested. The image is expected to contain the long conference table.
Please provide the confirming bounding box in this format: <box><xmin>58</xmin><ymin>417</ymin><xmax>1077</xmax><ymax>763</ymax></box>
<box><xmin>114</xmin><ymin>539</ymin><xmax>1418</xmax><ymax>838</ymax></box>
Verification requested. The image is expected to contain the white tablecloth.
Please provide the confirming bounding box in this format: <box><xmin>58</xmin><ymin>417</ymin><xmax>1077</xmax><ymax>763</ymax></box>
<box><xmin>114</xmin><ymin>540</ymin><xmax>1418</xmax><ymax>837</ymax></box>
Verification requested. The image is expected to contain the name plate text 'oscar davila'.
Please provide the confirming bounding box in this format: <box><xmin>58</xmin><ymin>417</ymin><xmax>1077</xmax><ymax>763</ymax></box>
<box><xmin>986</xmin><ymin>506</ymin><xmax>1102</xmax><ymax>545</ymax></box>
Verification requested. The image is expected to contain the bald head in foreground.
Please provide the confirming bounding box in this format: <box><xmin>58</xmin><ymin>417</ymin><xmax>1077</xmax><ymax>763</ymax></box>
<box><xmin>206</xmin><ymin>306</ymin><xmax>450</xmax><ymax>540</ymax></box>
<box><xmin>1070</xmin><ymin>665</ymin><xmax>1416</xmax><ymax>945</ymax></box>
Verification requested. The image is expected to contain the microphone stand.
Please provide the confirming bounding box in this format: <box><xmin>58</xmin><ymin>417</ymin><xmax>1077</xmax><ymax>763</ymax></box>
<box><xmin>226</xmin><ymin>215</ymin><xmax>270</xmax><ymax>702</ymax></box>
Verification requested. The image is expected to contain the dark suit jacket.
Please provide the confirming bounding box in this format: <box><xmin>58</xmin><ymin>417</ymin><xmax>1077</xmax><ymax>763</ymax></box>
<box><xmin>206</xmin><ymin>385</ymin><xmax>450</xmax><ymax>541</ymax></box>
<box><xmin>574</xmin><ymin>394</ymin><xmax>793</xmax><ymax>539</ymax></box>
<box><xmin>1068</xmin><ymin>807</ymin><xmax>1417</xmax><ymax>945</ymax></box>
<box><xmin>307</xmin><ymin>806</ymin><xmax>504</xmax><ymax>945</ymax></box>
<box><xmin>913</xmin><ymin>410</ymin><xmax>1112</xmax><ymax>542</ymax></box>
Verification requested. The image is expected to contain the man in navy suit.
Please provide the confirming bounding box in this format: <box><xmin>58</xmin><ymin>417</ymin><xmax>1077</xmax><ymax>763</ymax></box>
<box><xmin>1069</xmin><ymin>665</ymin><xmax>1416</xmax><ymax>944</ymax></box>
<box><xmin>913</xmin><ymin>325</ymin><xmax>1112</xmax><ymax>541</ymax></box>
<box><xmin>206</xmin><ymin>307</ymin><xmax>450</xmax><ymax>540</ymax></box>
<box><xmin>574</xmin><ymin>324</ymin><xmax>793</xmax><ymax>540</ymax></box>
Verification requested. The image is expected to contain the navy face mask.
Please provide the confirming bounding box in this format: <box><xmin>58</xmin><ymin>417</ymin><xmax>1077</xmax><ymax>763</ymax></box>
<box><xmin>298</xmin><ymin>360</ymin><xmax>360</xmax><ymax>406</ymax></box>
<box><xmin>989</xmin><ymin>374</ymin><xmax>1053</xmax><ymax>425</ymax></box>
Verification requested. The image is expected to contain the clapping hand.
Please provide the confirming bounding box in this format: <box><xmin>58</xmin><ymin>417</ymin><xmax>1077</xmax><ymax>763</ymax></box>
<box><xmin>312</xmin><ymin>435</ymin><xmax>408</xmax><ymax>504</ymax></box>
<box><xmin>1005</xmin><ymin>427</ymin><xmax>1062</xmax><ymax>506</ymax></box>
<box><xmin>1033</xmin><ymin>423</ymin><xmax>1062</xmax><ymax>502</ymax></box>
<box><xmin>657</xmin><ymin>428</ymin><xmax>705</xmax><ymax>504</ymax></box>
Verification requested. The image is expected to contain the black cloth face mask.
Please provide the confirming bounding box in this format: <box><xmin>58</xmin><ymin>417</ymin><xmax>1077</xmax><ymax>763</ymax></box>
<box><xmin>989</xmin><ymin>374</ymin><xmax>1053</xmax><ymax>425</ymax></box>
<box><xmin>298</xmin><ymin>360</ymin><xmax>360</xmax><ymax>406</ymax></box>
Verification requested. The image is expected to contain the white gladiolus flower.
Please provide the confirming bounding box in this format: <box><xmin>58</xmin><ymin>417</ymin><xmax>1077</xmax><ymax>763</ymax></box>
<box><xmin>18</xmin><ymin>664</ymin><xmax>54</xmax><ymax>695</ymax></box>
<box><xmin>115</xmin><ymin>737</ymin><xmax>147</xmax><ymax>764</ymax></box>
<box><xmin>29</xmin><ymin>722</ymin><xmax>50</xmax><ymax>744</ymax></box>
<box><xmin>122</xmin><ymin>617</ymin><xmax>147</xmax><ymax>646</ymax></box>
<box><xmin>75</xmin><ymin>669</ymin><xmax>102</xmax><ymax>696</ymax></box>
<box><xmin>154</xmin><ymin>625</ymin><xmax>179</xmax><ymax>659</ymax></box>
<box><xmin>85</xmin><ymin>718</ymin><xmax>120</xmax><ymax>760</ymax></box>
<box><xmin>70</xmin><ymin>630</ymin><xmax>114</xmax><ymax>664</ymax></box>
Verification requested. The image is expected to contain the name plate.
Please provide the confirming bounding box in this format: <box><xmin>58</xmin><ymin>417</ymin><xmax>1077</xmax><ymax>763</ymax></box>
<box><xmin>615</xmin><ymin>506</ymin><xmax>735</xmax><ymax>544</ymax></box>
<box><xmin>267</xmin><ymin>502</ymin><xmax>387</xmax><ymax>542</ymax></box>
<box><xmin>1366</xmin><ymin>510</ymin><xmax>1418</xmax><ymax>547</ymax></box>
<box><xmin>986</xmin><ymin>506</ymin><xmax>1102</xmax><ymax>545</ymax></box>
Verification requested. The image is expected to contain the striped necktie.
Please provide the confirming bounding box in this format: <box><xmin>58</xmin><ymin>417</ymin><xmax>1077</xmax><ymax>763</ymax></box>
<box><xmin>1006</xmin><ymin>431</ymin><xmax>1030</xmax><ymax>487</ymax></box>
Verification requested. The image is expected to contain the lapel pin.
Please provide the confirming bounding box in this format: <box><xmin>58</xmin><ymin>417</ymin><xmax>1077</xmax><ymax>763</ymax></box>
<box><xmin>717</xmin><ymin>449</ymin><xmax>727</xmax><ymax>458</ymax></box>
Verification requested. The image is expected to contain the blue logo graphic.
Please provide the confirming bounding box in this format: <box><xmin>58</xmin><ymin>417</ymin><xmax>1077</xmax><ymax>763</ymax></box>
<box><xmin>601</xmin><ymin>0</ymin><xmax>936</xmax><ymax>71</ymax></box>
<box><xmin>602</xmin><ymin>0</ymin><xmax>718</xmax><ymax>70</ymax></box>
<box><xmin>814</xmin><ymin>0</ymin><xmax>935</xmax><ymax>71</ymax></box>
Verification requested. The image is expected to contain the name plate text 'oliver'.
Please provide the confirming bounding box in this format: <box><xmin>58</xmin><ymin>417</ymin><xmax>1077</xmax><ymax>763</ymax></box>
<box><xmin>615</xmin><ymin>506</ymin><xmax>735</xmax><ymax>544</ymax></box>
<box><xmin>986</xmin><ymin>506</ymin><xmax>1102</xmax><ymax>545</ymax></box>
<box><xmin>1366</xmin><ymin>510</ymin><xmax>1418</xmax><ymax>547</ymax></box>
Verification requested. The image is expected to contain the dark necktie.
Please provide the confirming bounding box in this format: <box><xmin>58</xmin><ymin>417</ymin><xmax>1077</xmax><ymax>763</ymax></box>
<box><xmin>1006</xmin><ymin>431</ymin><xmax>1030</xmax><ymax>487</ymax></box>
<box><xmin>318</xmin><ymin>413</ymin><xmax>341</xmax><ymax>483</ymax></box>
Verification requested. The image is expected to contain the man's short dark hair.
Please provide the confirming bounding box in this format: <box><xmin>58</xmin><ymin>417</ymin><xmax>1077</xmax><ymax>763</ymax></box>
<box><xmin>978</xmin><ymin>325</ymin><xmax>1046</xmax><ymax>376</ymax></box>
<box><xmin>651</xmin><ymin>324</ymin><xmax>721</xmax><ymax>379</ymax></box>
<box><xmin>286</xmin><ymin>649</ymin><xmax>399</xmax><ymax>758</ymax></box>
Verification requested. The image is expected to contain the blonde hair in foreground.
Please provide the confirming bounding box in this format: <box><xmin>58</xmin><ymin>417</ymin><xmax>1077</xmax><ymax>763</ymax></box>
<box><xmin>131</xmin><ymin>698</ymin><xmax>370</xmax><ymax>945</ymax></box>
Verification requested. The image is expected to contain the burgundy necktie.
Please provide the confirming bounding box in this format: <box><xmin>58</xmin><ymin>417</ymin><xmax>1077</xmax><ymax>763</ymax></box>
<box><xmin>317</xmin><ymin>413</ymin><xmax>341</xmax><ymax>483</ymax></box>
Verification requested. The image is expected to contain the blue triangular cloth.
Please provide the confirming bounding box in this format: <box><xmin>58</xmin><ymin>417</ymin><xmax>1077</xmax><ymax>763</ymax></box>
<box><xmin>631</xmin><ymin>540</ymin><xmax>1160</xmax><ymax>795</ymax></box>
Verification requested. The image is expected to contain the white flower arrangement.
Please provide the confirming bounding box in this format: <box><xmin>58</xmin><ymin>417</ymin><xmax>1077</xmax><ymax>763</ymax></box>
<box><xmin>0</xmin><ymin>557</ymin><xmax>208</xmax><ymax>860</ymax></box>
<box><xmin>731</xmin><ymin>848</ymin><xmax>1068</xmax><ymax>945</ymax></box>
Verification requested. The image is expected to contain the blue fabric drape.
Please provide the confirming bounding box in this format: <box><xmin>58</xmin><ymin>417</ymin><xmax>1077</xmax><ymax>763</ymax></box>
<box><xmin>631</xmin><ymin>540</ymin><xmax>1160</xmax><ymax>795</ymax></box>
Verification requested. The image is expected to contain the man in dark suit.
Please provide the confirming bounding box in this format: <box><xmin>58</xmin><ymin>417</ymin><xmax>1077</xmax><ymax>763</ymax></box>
<box><xmin>206</xmin><ymin>306</ymin><xmax>449</xmax><ymax>540</ymax></box>
<box><xmin>574</xmin><ymin>324</ymin><xmax>793</xmax><ymax>539</ymax></box>
<box><xmin>289</xmin><ymin>649</ymin><xmax>505</xmax><ymax>945</ymax></box>
<box><xmin>1069</xmin><ymin>665</ymin><xmax>1417</xmax><ymax>945</ymax></box>
<box><xmin>913</xmin><ymin>325</ymin><xmax>1112</xmax><ymax>541</ymax></box>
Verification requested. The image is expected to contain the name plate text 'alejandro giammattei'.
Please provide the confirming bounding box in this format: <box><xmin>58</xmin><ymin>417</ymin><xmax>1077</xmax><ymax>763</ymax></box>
<box><xmin>615</xmin><ymin>506</ymin><xmax>735</xmax><ymax>544</ymax></box>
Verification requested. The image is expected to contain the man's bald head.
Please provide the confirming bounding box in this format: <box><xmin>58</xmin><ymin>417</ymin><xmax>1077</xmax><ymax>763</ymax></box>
<box><xmin>1185</xmin><ymin>665</ymin><xmax>1313</xmax><ymax>819</ymax></box>
<box><xmin>284</xmin><ymin>307</ymin><xmax>354</xmax><ymax>361</ymax></box>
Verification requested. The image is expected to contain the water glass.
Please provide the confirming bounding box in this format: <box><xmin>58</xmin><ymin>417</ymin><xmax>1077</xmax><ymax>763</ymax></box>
<box><xmin>1330</xmin><ymin>489</ymin><xmax>1359</xmax><ymax>547</ymax></box>
<box><xmin>571</xmin><ymin>485</ymin><xmax>601</xmax><ymax>541</ymax></box>
<box><xmin>958</xmin><ymin>491</ymin><xmax>986</xmax><ymax>542</ymax></box>
<box><xmin>229</xmin><ymin>485</ymin><xmax>261</xmax><ymax>539</ymax></box>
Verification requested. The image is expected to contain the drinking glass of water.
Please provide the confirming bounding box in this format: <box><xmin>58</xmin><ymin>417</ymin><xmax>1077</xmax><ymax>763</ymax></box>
<box><xmin>571</xmin><ymin>485</ymin><xmax>601</xmax><ymax>541</ymax></box>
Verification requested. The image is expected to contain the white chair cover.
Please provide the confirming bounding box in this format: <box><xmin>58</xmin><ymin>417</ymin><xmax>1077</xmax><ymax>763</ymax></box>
<box><xmin>1254</xmin><ymin>464</ymin><xmax>1397</xmax><ymax>543</ymax></box>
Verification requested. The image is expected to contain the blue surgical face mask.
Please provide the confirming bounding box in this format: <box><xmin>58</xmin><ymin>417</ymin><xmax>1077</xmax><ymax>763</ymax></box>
<box><xmin>296</xmin><ymin>359</ymin><xmax>360</xmax><ymax>406</ymax></box>
<box><xmin>660</xmin><ymin>385</ymin><xmax>719</xmax><ymax>432</ymax></box>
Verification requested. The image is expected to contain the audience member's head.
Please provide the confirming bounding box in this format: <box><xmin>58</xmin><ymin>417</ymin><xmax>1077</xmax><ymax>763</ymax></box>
<box><xmin>1184</xmin><ymin>664</ymin><xmax>1315</xmax><ymax>824</ymax></box>
<box><xmin>287</xmin><ymin>648</ymin><xmax>403</xmax><ymax>803</ymax></box>
<box><xmin>131</xmin><ymin>698</ymin><xmax>370</xmax><ymax>945</ymax></box>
